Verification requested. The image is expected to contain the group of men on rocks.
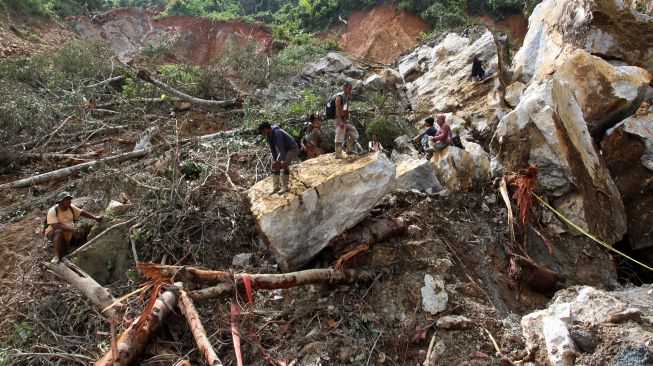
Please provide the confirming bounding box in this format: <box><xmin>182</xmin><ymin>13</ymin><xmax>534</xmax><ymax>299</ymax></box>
<box><xmin>258</xmin><ymin>82</ymin><xmax>453</xmax><ymax>195</ymax></box>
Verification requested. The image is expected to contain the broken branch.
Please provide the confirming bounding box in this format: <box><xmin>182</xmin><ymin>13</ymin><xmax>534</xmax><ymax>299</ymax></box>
<box><xmin>116</xmin><ymin>57</ymin><xmax>241</xmax><ymax>109</ymax></box>
<box><xmin>43</xmin><ymin>261</ymin><xmax>121</xmax><ymax>318</ymax></box>
<box><xmin>139</xmin><ymin>263</ymin><xmax>231</xmax><ymax>285</ymax></box>
<box><xmin>188</xmin><ymin>268</ymin><xmax>376</xmax><ymax>302</ymax></box>
<box><xmin>178</xmin><ymin>288</ymin><xmax>223</xmax><ymax>366</ymax></box>
<box><xmin>95</xmin><ymin>289</ymin><xmax>178</xmax><ymax>366</ymax></box>
<box><xmin>0</xmin><ymin>150</ymin><xmax>148</xmax><ymax>190</ymax></box>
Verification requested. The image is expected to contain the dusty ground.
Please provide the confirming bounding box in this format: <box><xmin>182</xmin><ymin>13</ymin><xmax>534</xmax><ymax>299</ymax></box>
<box><xmin>0</xmin><ymin>14</ymin><xmax>76</xmax><ymax>58</ymax></box>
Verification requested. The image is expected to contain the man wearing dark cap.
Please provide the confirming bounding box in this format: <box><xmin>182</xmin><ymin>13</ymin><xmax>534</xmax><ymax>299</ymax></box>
<box><xmin>45</xmin><ymin>192</ymin><xmax>104</xmax><ymax>263</ymax></box>
<box><xmin>258</xmin><ymin>122</ymin><xmax>299</xmax><ymax>194</ymax></box>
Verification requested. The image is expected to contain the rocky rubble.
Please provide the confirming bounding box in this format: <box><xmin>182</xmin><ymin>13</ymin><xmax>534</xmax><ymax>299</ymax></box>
<box><xmin>522</xmin><ymin>285</ymin><xmax>653</xmax><ymax>365</ymax></box>
<box><xmin>248</xmin><ymin>153</ymin><xmax>395</xmax><ymax>271</ymax></box>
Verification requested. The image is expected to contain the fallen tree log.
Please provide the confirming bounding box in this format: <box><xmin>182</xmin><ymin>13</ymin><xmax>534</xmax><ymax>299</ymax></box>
<box><xmin>115</xmin><ymin>57</ymin><xmax>241</xmax><ymax>109</ymax></box>
<box><xmin>178</xmin><ymin>288</ymin><xmax>223</xmax><ymax>366</ymax></box>
<box><xmin>187</xmin><ymin>268</ymin><xmax>376</xmax><ymax>302</ymax></box>
<box><xmin>95</xmin><ymin>289</ymin><xmax>178</xmax><ymax>366</ymax></box>
<box><xmin>0</xmin><ymin>149</ymin><xmax>148</xmax><ymax>190</ymax></box>
<box><xmin>139</xmin><ymin>263</ymin><xmax>230</xmax><ymax>285</ymax></box>
<box><xmin>330</xmin><ymin>217</ymin><xmax>405</xmax><ymax>258</ymax></box>
<box><xmin>43</xmin><ymin>261</ymin><xmax>121</xmax><ymax>318</ymax></box>
<box><xmin>21</xmin><ymin>152</ymin><xmax>99</xmax><ymax>162</ymax></box>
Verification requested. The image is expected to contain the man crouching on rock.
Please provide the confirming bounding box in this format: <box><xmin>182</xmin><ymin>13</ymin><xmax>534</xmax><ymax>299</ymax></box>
<box><xmin>259</xmin><ymin>122</ymin><xmax>299</xmax><ymax>194</ymax></box>
<box><xmin>45</xmin><ymin>192</ymin><xmax>103</xmax><ymax>263</ymax></box>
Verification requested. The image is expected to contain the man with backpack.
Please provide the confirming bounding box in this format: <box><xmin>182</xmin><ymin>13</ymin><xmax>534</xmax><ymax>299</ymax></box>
<box><xmin>326</xmin><ymin>82</ymin><xmax>358</xmax><ymax>159</ymax></box>
<box><xmin>258</xmin><ymin>122</ymin><xmax>299</xmax><ymax>194</ymax></box>
<box><xmin>45</xmin><ymin>192</ymin><xmax>104</xmax><ymax>263</ymax></box>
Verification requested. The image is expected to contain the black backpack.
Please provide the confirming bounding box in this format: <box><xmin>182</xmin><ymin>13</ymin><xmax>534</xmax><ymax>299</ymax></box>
<box><xmin>325</xmin><ymin>96</ymin><xmax>337</xmax><ymax>119</ymax></box>
<box><xmin>452</xmin><ymin>134</ymin><xmax>465</xmax><ymax>150</ymax></box>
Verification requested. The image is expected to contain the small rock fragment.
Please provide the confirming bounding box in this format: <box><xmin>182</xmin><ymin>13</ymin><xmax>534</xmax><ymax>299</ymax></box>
<box><xmin>421</xmin><ymin>274</ymin><xmax>448</xmax><ymax>315</ymax></box>
<box><xmin>436</xmin><ymin>315</ymin><xmax>473</xmax><ymax>330</ymax></box>
<box><xmin>232</xmin><ymin>253</ymin><xmax>255</xmax><ymax>268</ymax></box>
<box><xmin>407</xmin><ymin>224</ymin><xmax>422</xmax><ymax>237</ymax></box>
<box><xmin>608</xmin><ymin>308</ymin><xmax>642</xmax><ymax>323</ymax></box>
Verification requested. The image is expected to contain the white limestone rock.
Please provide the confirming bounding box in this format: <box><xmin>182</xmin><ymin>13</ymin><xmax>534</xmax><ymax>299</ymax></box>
<box><xmin>248</xmin><ymin>153</ymin><xmax>396</xmax><ymax>271</ymax></box>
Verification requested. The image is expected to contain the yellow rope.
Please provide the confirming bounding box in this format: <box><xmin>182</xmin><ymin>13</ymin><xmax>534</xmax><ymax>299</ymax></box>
<box><xmin>533</xmin><ymin>193</ymin><xmax>653</xmax><ymax>272</ymax></box>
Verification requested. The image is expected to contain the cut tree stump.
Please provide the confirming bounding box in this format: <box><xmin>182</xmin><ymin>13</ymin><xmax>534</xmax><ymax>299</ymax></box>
<box><xmin>43</xmin><ymin>261</ymin><xmax>121</xmax><ymax>318</ymax></box>
<box><xmin>0</xmin><ymin>150</ymin><xmax>148</xmax><ymax>190</ymax></box>
<box><xmin>95</xmin><ymin>289</ymin><xmax>178</xmax><ymax>366</ymax></box>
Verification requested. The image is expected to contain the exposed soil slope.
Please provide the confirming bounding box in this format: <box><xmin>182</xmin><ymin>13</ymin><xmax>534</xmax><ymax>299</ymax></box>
<box><xmin>74</xmin><ymin>7</ymin><xmax>272</xmax><ymax>65</ymax></box>
<box><xmin>0</xmin><ymin>15</ymin><xmax>77</xmax><ymax>58</ymax></box>
<box><xmin>325</xmin><ymin>3</ymin><xmax>428</xmax><ymax>64</ymax></box>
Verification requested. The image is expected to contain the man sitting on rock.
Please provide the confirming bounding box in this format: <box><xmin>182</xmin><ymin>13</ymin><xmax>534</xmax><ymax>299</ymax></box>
<box><xmin>45</xmin><ymin>192</ymin><xmax>103</xmax><ymax>263</ymax></box>
<box><xmin>413</xmin><ymin>116</ymin><xmax>437</xmax><ymax>151</ymax></box>
<box><xmin>259</xmin><ymin>122</ymin><xmax>299</xmax><ymax>194</ymax></box>
<box><xmin>333</xmin><ymin>82</ymin><xmax>359</xmax><ymax>158</ymax></box>
<box><xmin>426</xmin><ymin>115</ymin><xmax>452</xmax><ymax>158</ymax></box>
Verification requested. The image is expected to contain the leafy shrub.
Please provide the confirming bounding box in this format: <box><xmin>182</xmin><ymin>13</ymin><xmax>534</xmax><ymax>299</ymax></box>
<box><xmin>365</xmin><ymin>116</ymin><xmax>401</xmax><ymax>148</ymax></box>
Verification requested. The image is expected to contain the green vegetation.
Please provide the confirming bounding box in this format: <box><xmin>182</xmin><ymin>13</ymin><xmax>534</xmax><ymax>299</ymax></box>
<box><xmin>1</xmin><ymin>0</ymin><xmax>538</xmax><ymax>40</ymax></box>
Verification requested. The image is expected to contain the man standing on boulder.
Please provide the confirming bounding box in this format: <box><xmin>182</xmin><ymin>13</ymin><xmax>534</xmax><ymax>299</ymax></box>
<box><xmin>45</xmin><ymin>192</ymin><xmax>104</xmax><ymax>263</ymax></box>
<box><xmin>259</xmin><ymin>122</ymin><xmax>299</xmax><ymax>194</ymax></box>
<box><xmin>333</xmin><ymin>82</ymin><xmax>359</xmax><ymax>159</ymax></box>
<box><xmin>427</xmin><ymin>115</ymin><xmax>452</xmax><ymax>158</ymax></box>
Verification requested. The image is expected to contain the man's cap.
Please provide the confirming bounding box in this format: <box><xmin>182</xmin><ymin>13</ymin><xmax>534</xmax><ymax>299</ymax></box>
<box><xmin>56</xmin><ymin>192</ymin><xmax>73</xmax><ymax>203</ymax></box>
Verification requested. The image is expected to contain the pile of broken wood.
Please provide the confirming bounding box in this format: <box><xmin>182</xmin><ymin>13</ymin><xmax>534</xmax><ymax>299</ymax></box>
<box><xmin>42</xmin><ymin>216</ymin><xmax>406</xmax><ymax>365</ymax></box>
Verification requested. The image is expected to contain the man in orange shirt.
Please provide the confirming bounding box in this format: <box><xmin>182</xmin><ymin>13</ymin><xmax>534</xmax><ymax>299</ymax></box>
<box><xmin>45</xmin><ymin>192</ymin><xmax>103</xmax><ymax>263</ymax></box>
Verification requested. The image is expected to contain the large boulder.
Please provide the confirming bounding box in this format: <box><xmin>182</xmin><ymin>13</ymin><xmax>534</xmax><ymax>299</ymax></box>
<box><xmin>490</xmin><ymin>79</ymin><xmax>627</xmax><ymax>244</ymax></box>
<box><xmin>602</xmin><ymin>109</ymin><xmax>653</xmax><ymax>250</ymax></box>
<box><xmin>248</xmin><ymin>153</ymin><xmax>395</xmax><ymax>271</ymax></box>
<box><xmin>395</xmin><ymin>158</ymin><xmax>443</xmax><ymax>193</ymax></box>
<box><xmin>73</xmin><ymin>220</ymin><xmax>131</xmax><ymax>285</ymax></box>
<box><xmin>513</xmin><ymin>0</ymin><xmax>653</xmax><ymax>81</ymax></box>
<box><xmin>430</xmin><ymin>147</ymin><xmax>475</xmax><ymax>192</ymax></box>
<box><xmin>302</xmin><ymin>52</ymin><xmax>362</xmax><ymax>78</ymax></box>
<box><xmin>402</xmin><ymin>31</ymin><xmax>497</xmax><ymax>113</ymax></box>
<box><xmin>462</xmin><ymin>141</ymin><xmax>490</xmax><ymax>184</ymax></box>
<box><xmin>554</xmin><ymin>49</ymin><xmax>653</xmax><ymax>138</ymax></box>
<box><xmin>522</xmin><ymin>285</ymin><xmax>653</xmax><ymax>366</ymax></box>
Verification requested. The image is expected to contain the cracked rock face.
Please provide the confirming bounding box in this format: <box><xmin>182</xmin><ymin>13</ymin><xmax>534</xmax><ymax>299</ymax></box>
<box><xmin>248</xmin><ymin>153</ymin><xmax>395</xmax><ymax>271</ymax></box>
<box><xmin>554</xmin><ymin>49</ymin><xmax>653</xmax><ymax>139</ymax></box>
<box><xmin>602</xmin><ymin>108</ymin><xmax>653</xmax><ymax>250</ymax></box>
<box><xmin>513</xmin><ymin>0</ymin><xmax>653</xmax><ymax>81</ymax></box>
<box><xmin>491</xmin><ymin>79</ymin><xmax>627</xmax><ymax>244</ymax></box>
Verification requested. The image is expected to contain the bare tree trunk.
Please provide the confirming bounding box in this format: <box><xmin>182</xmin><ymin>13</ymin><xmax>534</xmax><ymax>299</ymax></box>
<box><xmin>43</xmin><ymin>261</ymin><xmax>120</xmax><ymax>318</ymax></box>
<box><xmin>0</xmin><ymin>150</ymin><xmax>148</xmax><ymax>189</ymax></box>
<box><xmin>330</xmin><ymin>217</ymin><xmax>405</xmax><ymax>256</ymax></box>
<box><xmin>21</xmin><ymin>152</ymin><xmax>100</xmax><ymax>162</ymax></box>
<box><xmin>178</xmin><ymin>289</ymin><xmax>223</xmax><ymax>366</ymax></box>
<box><xmin>138</xmin><ymin>263</ymin><xmax>231</xmax><ymax>285</ymax></box>
<box><xmin>188</xmin><ymin>268</ymin><xmax>376</xmax><ymax>302</ymax></box>
<box><xmin>95</xmin><ymin>290</ymin><xmax>178</xmax><ymax>366</ymax></box>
